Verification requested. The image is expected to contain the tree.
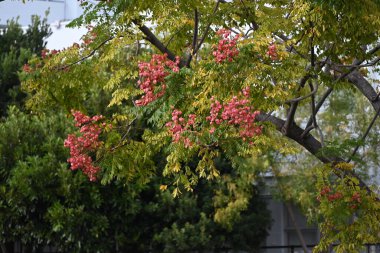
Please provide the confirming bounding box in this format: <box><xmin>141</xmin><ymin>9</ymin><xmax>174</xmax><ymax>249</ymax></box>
<box><xmin>0</xmin><ymin>16</ymin><xmax>51</xmax><ymax>253</ymax></box>
<box><xmin>23</xmin><ymin>1</ymin><xmax>380</xmax><ymax>252</ymax></box>
<box><xmin>0</xmin><ymin>106</ymin><xmax>270</xmax><ymax>253</ymax></box>
<box><xmin>0</xmin><ymin>17</ymin><xmax>270</xmax><ymax>253</ymax></box>
<box><xmin>0</xmin><ymin>16</ymin><xmax>51</xmax><ymax>116</ymax></box>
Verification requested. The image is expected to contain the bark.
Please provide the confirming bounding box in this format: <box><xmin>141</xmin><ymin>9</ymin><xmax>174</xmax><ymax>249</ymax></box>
<box><xmin>256</xmin><ymin>114</ymin><xmax>330</xmax><ymax>162</ymax></box>
<box><xmin>256</xmin><ymin>113</ymin><xmax>377</xmax><ymax>198</ymax></box>
<box><xmin>134</xmin><ymin>21</ymin><xmax>187</xmax><ymax>67</ymax></box>
<box><xmin>347</xmin><ymin>71</ymin><xmax>380</xmax><ymax>111</ymax></box>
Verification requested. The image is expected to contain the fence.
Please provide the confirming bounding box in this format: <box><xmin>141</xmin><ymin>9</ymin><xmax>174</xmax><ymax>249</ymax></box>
<box><xmin>261</xmin><ymin>244</ymin><xmax>380</xmax><ymax>253</ymax></box>
<box><xmin>10</xmin><ymin>243</ymin><xmax>380</xmax><ymax>253</ymax></box>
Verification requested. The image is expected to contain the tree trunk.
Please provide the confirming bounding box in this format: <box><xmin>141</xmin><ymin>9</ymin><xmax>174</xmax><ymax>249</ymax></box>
<box><xmin>286</xmin><ymin>203</ymin><xmax>309</xmax><ymax>253</ymax></box>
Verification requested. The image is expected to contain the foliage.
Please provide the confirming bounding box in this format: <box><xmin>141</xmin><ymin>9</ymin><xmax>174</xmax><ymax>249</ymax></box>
<box><xmin>22</xmin><ymin>0</ymin><xmax>380</xmax><ymax>251</ymax></box>
<box><xmin>0</xmin><ymin>106</ymin><xmax>270</xmax><ymax>253</ymax></box>
<box><xmin>0</xmin><ymin>107</ymin><xmax>74</xmax><ymax>250</ymax></box>
<box><xmin>313</xmin><ymin>163</ymin><xmax>380</xmax><ymax>253</ymax></box>
<box><xmin>0</xmin><ymin>15</ymin><xmax>271</xmax><ymax>253</ymax></box>
<box><xmin>0</xmin><ymin>16</ymin><xmax>51</xmax><ymax>116</ymax></box>
<box><xmin>151</xmin><ymin>181</ymin><xmax>270</xmax><ymax>253</ymax></box>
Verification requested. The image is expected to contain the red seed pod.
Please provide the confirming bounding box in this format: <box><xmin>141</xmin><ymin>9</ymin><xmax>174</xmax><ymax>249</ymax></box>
<box><xmin>135</xmin><ymin>54</ymin><xmax>180</xmax><ymax>106</ymax></box>
<box><xmin>212</xmin><ymin>29</ymin><xmax>240</xmax><ymax>63</ymax></box>
<box><xmin>64</xmin><ymin>110</ymin><xmax>108</xmax><ymax>181</ymax></box>
<box><xmin>207</xmin><ymin>89</ymin><xmax>261</xmax><ymax>141</ymax></box>
<box><xmin>267</xmin><ymin>43</ymin><xmax>278</xmax><ymax>60</ymax></box>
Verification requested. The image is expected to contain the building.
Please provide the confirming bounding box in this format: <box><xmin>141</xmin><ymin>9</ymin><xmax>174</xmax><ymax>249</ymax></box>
<box><xmin>0</xmin><ymin>0</ymin><xmax>83</xmax><ymax>26</ymax></box>
<box><xmin>0</xmin><ymin>0</ymin><xmax>86</xmax><ymax>49</ymax></box>
<box><xmin>261</xmin><ymin>176</ymin><xmax>319</xmax><ymax>253</ymax></box>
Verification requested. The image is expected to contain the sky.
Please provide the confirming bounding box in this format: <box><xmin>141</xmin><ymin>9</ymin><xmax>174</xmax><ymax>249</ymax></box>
<box><xmin>46</xmin><ymin>21</ymin><xmax>87</xmax><ymax>50</ymax></box>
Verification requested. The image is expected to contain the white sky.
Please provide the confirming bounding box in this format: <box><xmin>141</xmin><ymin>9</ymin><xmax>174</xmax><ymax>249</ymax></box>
<box><xmin>46</xmin><ymin>22</ymin><xmax>87</xmax><ymax>50</ymax></box>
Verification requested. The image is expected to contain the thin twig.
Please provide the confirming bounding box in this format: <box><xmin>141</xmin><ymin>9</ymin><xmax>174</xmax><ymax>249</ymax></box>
<box><xmin>331</xmin><ymin>43</ymin><xmax>380</xmax><ymax>81</ymax></box>
<box><xmin>239</xmin><ymin>0</ymin><xmax>259</xmax><ymax>31</ymax></box>
<box><xmin>194</xmin><ymin>0</ymin><xmax>221</xmax><ymax>54</ymax></box>
<box><xmin>275</xmin><ymin>32</ymin><xmax>307</xmax><ymax>59</ymax></box>
<box><xmin>300</xmin><ymin>125</ymin><xmax>314</xmax><ymax>138</ymax></box>
<box><xmin>244</xmin><ymin>27</ymin><xmax>254</xmax><ymax>38</ymax></box>
<box><xmin>56</xmin><ymin>37</ymin><xmax>114</xmax><ymax>70</ymax></box>
<box><xmin>316</xmin><ymin>126</ymin><xmax>325</xmax><ymax>147</ymax></box>
<box><xmin>336</xmin><ymin>57</ymin><xmax>380</xmax><ymax>68</ymax></box>
<box><xmin>305</xmin><ymin>87</ymin><xmax>333</xmax><ymax>129</ymax></box>
<box><xmin>227</xmin><ymin>27</ymin><xmax>241</xmax><ymax>35</ymax></box>
<box><xmin>310</xmin><ymin>82</ymin><xmax>317</xmax><ymax>128</ymax></box>
<box><xmin>135</xmin><ymin>40</ymin><xmax>140</xmax><ymax>55</ymax></box>
<box><xmin>309</xmin><ymin>81</ymin><xmax>324</xmax><ymax>146</ymax></box>
<box><xmin>284</xmin><ymin>81</ymin><xmax>318</xmax><ymax>104</ymax></box>
<box><xmin>164</xmin><ymin>26</ymin><xmax>188</xmax><ymax>48</ymax></box>
<box><xmin>347</xmin><ymin>104</ymin><xmax>380</xmax><ymax>163</ymax></box>
<box><xmin>310</xmin><ymin>24</ymin><xmax>315</xmax><ymax>68</ymax></box>
<box><xmin>301</xmin><ymin>81</ymin><xmax>325</xmax><ymax>144</ymax></box>
<box><xmin>367</xmin><ymin>43</ymin><xmax>380</xmax><ymax>55</ymax></box>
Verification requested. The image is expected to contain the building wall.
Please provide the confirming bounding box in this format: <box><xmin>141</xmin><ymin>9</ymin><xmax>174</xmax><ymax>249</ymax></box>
<box><xmin>261</xmin><ymin>177</ymin><xmax>319</xmax><ymax>253</ymax></box>
<box><xmin>0</xmin><ymin>0</ymin><xmax>86</xmax><ymax>49</ymax></box>
<box><xmin>262</xmin><ymin>196</ymin><xmax>319</xmax><ymax>253</ymax></box>
<box><xmin>0</xmin><ymin>0</ymin><xmax>83</xmax><ymax>26</ymax></box>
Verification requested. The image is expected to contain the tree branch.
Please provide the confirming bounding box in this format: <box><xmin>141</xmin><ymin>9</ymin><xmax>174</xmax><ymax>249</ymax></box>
<box><xmin>300</xmin><ymin>125</ymin><xmax>314</xmax><ymax>138</ymax></box>
<box><xmin>239</xmin><ymin>0</ymin><xmax>259</xmax><ymax>31</ymax></box>
<box><xmin>367</xmin><ymin>43</ymin><xmax>380</xmax><ymax>55</ymax></box>
<box><xmin>275</xmin><ymin>32</ymin><xmax>308</xmax><ymax>60</ymax></box>
<box><xmin>194</xmin><ymin>0</ymin><xmax>221</xmax><ymax>54</ymax></box>
<box><xmin>310</xmin><ymin>24</ymin><xmax>315</xmax><ymax>68</ymax></box>
<box><xmin>256</xmin><ymin>113</ymin><xmax>378</xmax><ymax>199</ymax></box>
<box><xmin>303</xmin><ymin>56</ymin><xmax>368</xmax><ymax>132</ymax></box>
<box><xmin>282</xmin><ymin>102</ymin><xmax>299</xmax><ymax>135</ymax></box>
<box><xmin>284</xmin><ymin>80</ymin><xmax>318</xmax><ymax>104</ymax></box>
<box><xmin>164</xmin><ymin>26</ymin><xmax>188</xmax><ymax>48</ymax></box>
<box><xmin>309</xmin><ymin>82</ymin><xmax>317</xmax><ymax>126</ymax></box>
<box><xmin>257</xmin><ymin>113</ymin><xmax>328</xmax><ymax>161</ymax></box>
<box><xmin>185</xmin><ymin>9</ymin><xmax>199</xmax><ymax>67</ymax></box>
<box><xmin>305</xmin><ymin>87</ymin><xmax>333</xmax><ymax>130</ymax></box>
<box><xmin>309</xmin><ymin>81</ymin><xmax>324</xmax><ymax>146</ymax></box>
<box><xmin>133</xmin><ymin>20</ymin><xmax>186</xmax><ymax>67</ymax></box>
<box><xmin>282</xmin><ymin>75</ymin><xmax>311</xmax><ymax>134</ymax></box>
<box><xmin>347</xmin><ymin>95</ymin><xmax>380</xmax><ymax>163</ymax></box>
<box><xmin>335</xmin><ymin>56</ymin><xmax>380</xmax><ymax>68</ymax></box>
<box><xmin>331</xmin><ymin>43</ymin><xmax>380</xmax><ymax>81</ymax></box>
<box><xmin>345</xmin><ymin>71</ymin><xmax>380</xmax><ymax>110</ymax></box>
